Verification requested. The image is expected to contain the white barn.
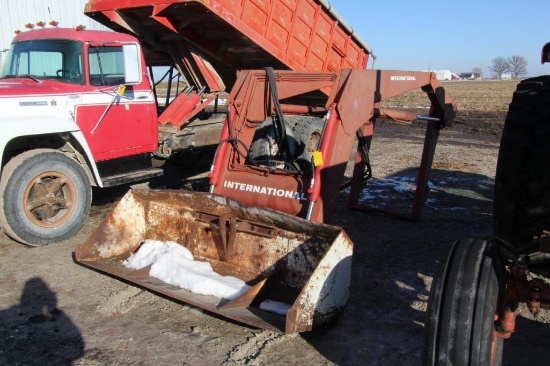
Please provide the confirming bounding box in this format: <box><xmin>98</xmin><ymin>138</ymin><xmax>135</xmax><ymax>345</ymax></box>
<box><xmin>433</xmin><ymin>70</ymin><xmax>452</xmax><ymax>81</ymax></box>
<box><xmin>419</xmin><ymin>69</ymin><xmax>453</xmax><ymax>81</ymax></box>
<box><xmin>0</xmin><ymin>1</ymin><xmax>109</xmax><ymax>66</ymax></box>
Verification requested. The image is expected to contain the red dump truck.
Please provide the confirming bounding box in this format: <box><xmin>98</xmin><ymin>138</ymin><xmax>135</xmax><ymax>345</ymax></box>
<box><xmin>0</xmin><ymin>0</ymin><xmax>374</xmax><ymax>245</ymax></box>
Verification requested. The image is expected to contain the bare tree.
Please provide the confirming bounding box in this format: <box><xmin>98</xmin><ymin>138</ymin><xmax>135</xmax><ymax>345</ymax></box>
<box><xmin>507</xmin><ymin>55</ymin><xmax>528</xmax><ymax>78</ymax></box>
<box><xmin>472</xmin><ymin>67</ymin><xmax>483</xmax><ymax>78</ymax></box>
<box><xmin>489</xmin><ymin>57</ymin><xmax>510</xmax><ymax>79</ymax></box>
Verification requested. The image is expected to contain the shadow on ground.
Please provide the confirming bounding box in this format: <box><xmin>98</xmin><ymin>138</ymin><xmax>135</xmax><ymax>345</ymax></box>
<box><xmin>0</xmin><ymin>278</ymin><xmax>84</xmax><ymax>366</ymax></box>
<box><xmin>302</xmin><ymin>166</ymin><xmax>496</xmax><ymax>363</ymax></box>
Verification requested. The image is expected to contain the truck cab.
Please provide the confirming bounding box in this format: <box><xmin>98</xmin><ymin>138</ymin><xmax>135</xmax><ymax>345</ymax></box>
<box><xmin>0</xmin><ymin>27</ymin><xmax>162</xmax><ymax>245</ymax></box>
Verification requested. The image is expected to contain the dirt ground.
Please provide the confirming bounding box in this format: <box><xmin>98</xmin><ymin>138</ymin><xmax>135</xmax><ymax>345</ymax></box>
<box><xmin>1</xmin><ymin>79</ymin><xmax>549</xmax><ymax>365</ymax></box>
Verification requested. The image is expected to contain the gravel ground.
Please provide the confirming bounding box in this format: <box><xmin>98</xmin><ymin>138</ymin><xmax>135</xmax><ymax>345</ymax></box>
<box><xmin>1</xmin><ymin>81</ymin><xmax>549</xmax><ymax>365</ymax></box>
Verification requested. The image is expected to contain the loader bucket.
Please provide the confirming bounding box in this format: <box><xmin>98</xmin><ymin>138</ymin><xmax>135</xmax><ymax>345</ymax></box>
<box><xmin>74</xmin><ymin>189</ymin><xmax>353</xmax><ymax>333</ymax></box>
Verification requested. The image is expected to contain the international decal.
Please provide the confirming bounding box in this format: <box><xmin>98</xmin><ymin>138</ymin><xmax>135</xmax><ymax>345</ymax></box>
<box><xmin>19</xmin><ymin>101</ymin><xmax>48</xmax><ymax>106</ymax></box>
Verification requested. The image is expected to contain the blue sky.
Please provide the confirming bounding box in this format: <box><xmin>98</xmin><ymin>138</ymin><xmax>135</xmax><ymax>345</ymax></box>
<box><xmin>331</xmin><ymin>0</ymin><xmax>550</xmax><ymax>76</ymax></box>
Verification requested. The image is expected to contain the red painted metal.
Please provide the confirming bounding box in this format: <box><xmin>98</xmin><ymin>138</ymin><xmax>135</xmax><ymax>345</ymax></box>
<box><xmin>495</xmin><ymin>259</ymin><xmax>550</xmax><ymax>342</ymax></box>
<box><xmin>79</xmin><ymin>38</ymin><xmax>158</xmax><ymax>161</ymax></box>
<box><xmin>497</xmin><ymin>308</ymin><xmax>517</xmax><ymax>339</ymax></box>
<box><xmin>85</xmin><ymin>0</ymin><xmax>372</xmax><ymax>93</ymax></box>
<box><xmin>308</xmin><ymin>104</ymin><xmax>338</xmax><ymax>203</ymax></box>
<box><xmin>12</xmin><ymin>27</ymin><xmax>137</xmax><ymax>43</ymax></box>
<box><xmin>84</xmin><ymin>0</ymin><xmax>375</xmax><ymax>155</ymax></box>
<box><xmin>376</xmin><ymin>109</ymin><xmax>417</xmax><ymax>123</ymax></box>
<box><xmin>279</xmin><ymin>104</ymin><xmax>327</xmax><ymax>115</ymax></box>
<box><xmin>209</xmin><ymin>110</ymin><xmax>233</xmax><ymax>187</ymax></box>
<box><xmin>157</xmin><ymin>92</ymin><xmax>210</xmax><ymax>128</ymax></box>
<box><xmin>347</xmin><ymin>120</ymin><xmax>441</xmax><ymax>221</ymax></box>
<box><xmin>209</xmin><ymin>69</ymin><xmax>456</xmax><ymax>222</ymax></box>
<box><xmin>76</xmin><ymin>98</ymin><xmax>158</xmax><ymax>161</ymax></box>
<box><xmin>6</xmin><ymin>28</ymin><xmax>159</xmax><ymax>162</ymax></box>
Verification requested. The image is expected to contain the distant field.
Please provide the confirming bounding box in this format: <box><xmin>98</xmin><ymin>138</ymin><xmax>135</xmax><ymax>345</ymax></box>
<box><xmin>382</xmin><ymin>79</ymin><xmax>521</xmax><ymax>136</ymax></box>
<box><xmin>157</xmin><ymin>78</ymin><xmax>521</xmax><ymax>136</ymax></box>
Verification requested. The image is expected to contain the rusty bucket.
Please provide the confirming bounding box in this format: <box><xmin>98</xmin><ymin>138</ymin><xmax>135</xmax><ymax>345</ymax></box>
<box><xmin>74</xmin><ymin>189</ymin><xmax>353</xmax><ymax>333</ymax></box>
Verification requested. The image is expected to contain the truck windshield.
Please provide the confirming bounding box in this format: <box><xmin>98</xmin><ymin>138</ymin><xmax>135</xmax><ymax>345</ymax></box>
<box><xmin>0</xmin><ymin>39</ymin><xmax>83</xmax><ymax>84</ymax></box>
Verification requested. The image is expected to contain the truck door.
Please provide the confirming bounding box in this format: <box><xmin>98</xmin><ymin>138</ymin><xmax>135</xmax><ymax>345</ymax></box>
<box><xmin>78</xmin><ymin>44</ymin><xmax>157</xmax><ymax>162</ymax></box>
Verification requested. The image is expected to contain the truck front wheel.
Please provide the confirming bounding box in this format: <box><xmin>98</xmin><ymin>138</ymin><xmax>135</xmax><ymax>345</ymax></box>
<box><xmin>0</xmin><ymin>149</ymin><xmax>92</xmax><ymax>245</ymax></box>
<box><xmin>291</xmin><ymin>116</ymin><xmax>325</xmax><ymax>174</ymax></box>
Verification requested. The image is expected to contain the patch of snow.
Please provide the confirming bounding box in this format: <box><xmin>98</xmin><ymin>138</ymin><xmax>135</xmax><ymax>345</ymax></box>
<box><xmin>123</xmin><ymin>239</ymin><xmax>251</xmax><ymax>300</ymax></box>
<box><xmin>208</xmin><ymin>98</ymin><xmax>227</xmax><ymax>105</ymax></box>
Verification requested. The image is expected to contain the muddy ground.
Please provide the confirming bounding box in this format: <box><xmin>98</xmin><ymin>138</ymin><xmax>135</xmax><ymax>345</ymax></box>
<box><xmin>1</xmin><ymin>80</ymin><xmax>549</xmax><ymax>365</ymax></box>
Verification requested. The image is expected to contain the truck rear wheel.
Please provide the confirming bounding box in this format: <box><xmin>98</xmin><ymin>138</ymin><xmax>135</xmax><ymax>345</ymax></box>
<box><xmin>0</xmin><ymin>149</ymin><xmax>92</xmax><ymax>245</ymax></box>
<box><xmin>248</xmin><ymin>118</ymin><xmax>295</xmax><ymax>168</ymax></box>
<box><xmin>291</xmin><ymin>116</ymin><xmax>325</xmax><ymax>174</ymax></box>
<box><xmin>494</xmin><ymin>76</ymin><xmax>550</xmax><ymax>255</ymax></box>
<box><xmin>423</xmin><ymin>239</ymin><xmax>504</xmax><ymax>365</ymax></box>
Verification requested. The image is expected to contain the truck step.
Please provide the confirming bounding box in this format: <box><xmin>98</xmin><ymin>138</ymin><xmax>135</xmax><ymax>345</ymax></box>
<box><xmin>101</xmin><ymin>168</ymin><xmax>163</xmax><ymax>188</ymax></box>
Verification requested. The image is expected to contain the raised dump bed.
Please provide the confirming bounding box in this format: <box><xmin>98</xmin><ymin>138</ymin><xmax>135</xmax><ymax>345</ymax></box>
<box><xmin>84</xmin><ymin>0</ymin><xmax>375</xmax><ymax>154</ymax></box>
<box><xmin>85</xmin><ymin>0</ymin><xmax>374</xmax><ymax>92</ymax></box>
<box><xmin>74</xmin><ymin>190</ymin><xmax>353</xmax><ymax>333</ymax></box>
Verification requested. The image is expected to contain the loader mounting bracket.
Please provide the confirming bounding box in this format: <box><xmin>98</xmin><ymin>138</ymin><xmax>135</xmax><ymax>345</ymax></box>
<box><xmin>194</xmin><ymin>211</ymin><xmax>278</xmax><ymax>260</ymax></box>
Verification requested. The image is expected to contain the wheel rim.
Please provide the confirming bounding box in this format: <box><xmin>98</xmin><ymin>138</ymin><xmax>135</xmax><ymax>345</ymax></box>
<box><xmin>23</xmin><ymin>170</ymin><xmax>77</xmax><ymax>228</ymax></box>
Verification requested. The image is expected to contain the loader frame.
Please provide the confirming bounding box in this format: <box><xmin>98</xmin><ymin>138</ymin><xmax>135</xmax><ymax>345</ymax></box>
<box><xmin>209</xmin><ymin>69</ymin><xmax>456</xmax><ymax>222</ymax></box>
<box><xmin>74</xmin><ymin>68</ymin><xmax>456</xmax><ymax>334</ymax></box>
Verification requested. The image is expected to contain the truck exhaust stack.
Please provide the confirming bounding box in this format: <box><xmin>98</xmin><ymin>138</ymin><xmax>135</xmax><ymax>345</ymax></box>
<box><xmin>75</xmin><ymin>189</ymin><xmax>353</xmax><ymax>333</ymax></box>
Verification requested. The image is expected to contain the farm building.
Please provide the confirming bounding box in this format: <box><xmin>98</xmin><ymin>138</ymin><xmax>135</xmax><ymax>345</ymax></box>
<box><xmin>501</xmin><ymin>73</ymin><xmax>512</xmax><ymax>80</ymax></box>
<box><xmin>459</xmin><ymin>72</ymin><xmax>482</xmax><ymax>80</ymax></box>
<box><xmin>420</xmin><ymin>70</ymin><xmax>453</xmax><ymax>81</ymax></box>
<box><xmin>433</xmin><ymin>70</ymin><xmax>453</xmax><ymax>81</ymax></box>
<box><xmin>0</xmin><ymin>1</ymin><xmax>108</xmax><ymax>67</ymax></box>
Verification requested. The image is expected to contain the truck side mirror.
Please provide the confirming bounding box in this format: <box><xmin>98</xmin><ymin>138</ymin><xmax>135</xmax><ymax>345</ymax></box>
<box><xmin>123</xmin><ymin>44</ymin><xmax>141</xmax><ymax>84</ymax></box>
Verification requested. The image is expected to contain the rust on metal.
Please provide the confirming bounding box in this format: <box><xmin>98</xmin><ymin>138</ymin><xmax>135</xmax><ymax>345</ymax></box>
<box><xmin>495</xmin><ymin>259</ymin><xmax>550</xmax><ymax>340</ymax></box>
<box><xmin>75</xmin><ymin>189</ymin><xmax>353</xmax><ymax>333</ymax></box>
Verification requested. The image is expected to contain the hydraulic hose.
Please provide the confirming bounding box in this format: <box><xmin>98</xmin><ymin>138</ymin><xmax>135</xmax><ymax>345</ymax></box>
<box><xmin>264</xmin><ymin>67</ymin><xmax>289</xmax><ymax>160</ymax></box>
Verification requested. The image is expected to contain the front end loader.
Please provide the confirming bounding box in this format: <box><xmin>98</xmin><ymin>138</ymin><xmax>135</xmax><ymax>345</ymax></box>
<box><xmin>75</xmin><ymin>68</ymin><xmax>456</xmax><ymax>333</ymax></box>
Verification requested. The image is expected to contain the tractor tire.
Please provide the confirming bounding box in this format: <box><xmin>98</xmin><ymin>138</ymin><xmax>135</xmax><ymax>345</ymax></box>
<box><xmin>248</xmin><ymin>118</ymin><xmax>295</xmax><ymax>168</ymax></box>
<box><xmin>494</xmin><ymin>76</ymin><xmax>550</xmax><ymax>255</ymax></box>
<box><xmin>290</xmin><ymin>116</ymin><xmax>325</xmax><ymax>174</ymax></box>
<box><xmin>0</xmin><ymin>149</ymin><xmax>92</xmax><ymax>246</ymax></box>
<box><xmin>423</xmin><ymin>239</ymin><xmax>504</xmax><ymax>366</ymax></box>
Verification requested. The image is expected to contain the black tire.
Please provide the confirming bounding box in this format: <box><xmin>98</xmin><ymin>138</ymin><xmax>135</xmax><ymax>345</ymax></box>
<box><xmin>423</xmin><ymin>239</ymin><xmax>504</xmax><ymax>365</ymax></box>
<box><xmin>290</xmin><ymin>116</ymin><xmax>325</xmax><ymax>174</ymax></box>
<box><xmin>494</xmin><ymin>76</ymin><xmax>550</xmax><ymax>255</ymax></box>
<box><xmin>0</xmin><ymin>149</ymin><xmax>92</xmax><ymax>246</ymax></box>
<box><xmin>248</xmin><ymin>118</ymin><xmax>295</xmax><ymax>168</ymax></box>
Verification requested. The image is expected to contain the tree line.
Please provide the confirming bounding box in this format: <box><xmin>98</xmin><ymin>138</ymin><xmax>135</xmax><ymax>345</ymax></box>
<box><xmin>488</xmin><ymin>55</ymin><xmax>528</xmax><ymax>79</ymax></box>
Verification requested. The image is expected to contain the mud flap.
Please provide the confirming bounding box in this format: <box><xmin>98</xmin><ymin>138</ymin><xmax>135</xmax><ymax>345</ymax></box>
<box><xmin>74</xmin><ymin>189</ymin><xmax>353</xmax><ymax>333</ymax></box>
